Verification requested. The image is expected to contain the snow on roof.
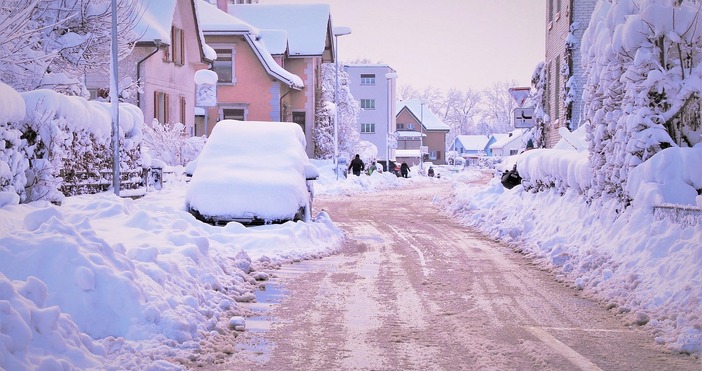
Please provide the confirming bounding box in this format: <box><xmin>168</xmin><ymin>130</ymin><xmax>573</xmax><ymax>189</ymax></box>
<box><xmin>246</xmin><ymin>35</ymin><xmax>304</xmax><ymax>89</ymax></box>
<box><xmin>490</xmin><ymin>129</ymin><xmax>526</xmax><ymax>149</ymax></box>
<box><xmin>259</xmin><ymin>29</ymin><xmax>289</xmax><ymax>55</ymax></box>
<box><xmin>455</xmin><ymin>135</ymin><xmax>490</xmax><ymax>151</ymax></box>
<box><xmin>396</xmin><ymin>99</ymin><xmax>450</xmax><ymax>131</ymax></box>
<box><xmin>195</xmin><ymin>0</ymin><xmax>259</xmax><ymax>34</ymax></box>
<box><xmin>133</xmin><ymin>0</ymin><xmax>178</xmax><ymax>44</ymax></box>
<box><xmin>395</xmin><ymin>149</ymin><xmax>421</xmax><ymax>158</ymax></box>
<box><xmin>396</xmin><ymin>131</ymin><xmax>424</xmax><ymax>138</ymax></box>
<box><xmin>194</xmin><ymin>1</ymin><xmax>302</xmax><ymax>89</ymax></box>
<box><xmin>229</xmin><ymin>4</ymin><xmax>331</xmax><ymax>56</ymax></box>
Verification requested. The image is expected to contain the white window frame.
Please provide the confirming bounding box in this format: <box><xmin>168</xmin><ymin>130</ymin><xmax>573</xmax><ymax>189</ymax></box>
<box><xmin>360</xmin><ymin>74</ymin><xmax>376</xmax><ymax>85</ymax></box>
<box><xmin>213</xmin><ymin>47</ymin><xmax>236</xmax><ymax>84</ymax></box>
<box><xmin>361</xmin><ymin>123</ymin><xmax>375</xmax><ymax>133</ymax></box>
<box><xmin>360</xmin><ymin>99</ymin><xmax>375</xmax><ymax>110</ymax></box>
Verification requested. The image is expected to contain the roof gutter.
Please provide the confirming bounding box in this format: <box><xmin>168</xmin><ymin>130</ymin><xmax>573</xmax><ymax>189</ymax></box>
<box><xmin>136</xmin><ymin>39</ymin><xmax>162</xmax><ymax>108</ymax></box>
<box><xmin>244</xmin><ymin>34</ymin><xmax>303</xmax><ymax>90</ymax></box>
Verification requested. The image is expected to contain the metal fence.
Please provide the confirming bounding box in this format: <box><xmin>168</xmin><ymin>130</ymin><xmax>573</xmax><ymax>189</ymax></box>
<box><xmin>652</xmin><ymin>204</ymin><xmax>701</xmax><ymax>227</ymax></box>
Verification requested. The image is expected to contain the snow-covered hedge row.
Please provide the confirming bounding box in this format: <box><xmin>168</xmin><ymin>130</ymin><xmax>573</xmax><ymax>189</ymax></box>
<box><xmin>0</xmin><ymin>82</ymin><xmax>144</xmax><ymax>204</ymax></box>
<box><xmin>627</xmin><ymin>145</ymin><xmax>702</xmax><ymax>210</ymax></box>
<box><xmin>0</xmin><ymin>83</ymin><xmax>29</xmax><ymax>205</ymax></box>
<box><xmin>516</xmin><ymin>149</ymin><xmax>591</xmax><ymax>195</ymax></box>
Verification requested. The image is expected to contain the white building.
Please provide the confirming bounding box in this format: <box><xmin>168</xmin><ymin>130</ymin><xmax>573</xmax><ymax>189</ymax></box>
<box><xmin>344</xmin><ymin>64</ymin><xmax>398</xmax><ymax>163</ymax></box>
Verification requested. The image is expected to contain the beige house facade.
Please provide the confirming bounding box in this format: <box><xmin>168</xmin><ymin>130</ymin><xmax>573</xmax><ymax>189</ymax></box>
<box><xmin>87</xmin><ymin>0</ymin><xmax>212</xmax><ymax>135</ymax></box>
<box><xmin>542</xmin><ymin>0</ymin><xmax>597</xmax><ymax>147</ymax></box>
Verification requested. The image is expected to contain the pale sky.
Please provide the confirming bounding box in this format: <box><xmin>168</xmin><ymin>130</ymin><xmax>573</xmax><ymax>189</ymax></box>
<box><xmin>263</xmin><ymin>0</ymin><xmax>547</xmax><ymax>92</ymax></box>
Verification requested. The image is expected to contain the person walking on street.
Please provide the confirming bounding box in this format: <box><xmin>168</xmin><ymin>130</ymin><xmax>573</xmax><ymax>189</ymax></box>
<box><xmin>369</xmin><ymin>161</ymin><xmax>377</xmax><ymax>175</ymax></box>
<box><xmin>348</xmin><ymin>154</ymin><xmax>365</xmax><ymax>176</ymax></box>
<box><xmin>427</xmin><ymin>166</ymin><xmax>435</xmax><ymax>177</ymax></box>
<box><xmin>400</xmin><ymin>162</ymin><xmax>410</xmax><ymax>178</ymax></box>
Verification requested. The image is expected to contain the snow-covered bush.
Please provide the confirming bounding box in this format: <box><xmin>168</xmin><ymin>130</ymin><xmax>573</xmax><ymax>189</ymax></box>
<box><xmin>517</xmin><ymin>149</ymin><xmax>591</xmax><ymax>195</ymax></box>
<box><xmin>142</xmin><ymin>119</ymin><xmax>204</xmax><ymax>167</ymax></box>
<box><xmin>581</xmin><ymin>0</ymin><xmax>702</xmax><ymax>203</ymax></box>
<box><xmin>17</xmin><ymin>89</ymin><xmax>144</xmax><ymax>202</ymax></box>
<box><xmin>0</xmin><ymin>82</ymin><xmax>29</xmax><ymax>203</ymax></box>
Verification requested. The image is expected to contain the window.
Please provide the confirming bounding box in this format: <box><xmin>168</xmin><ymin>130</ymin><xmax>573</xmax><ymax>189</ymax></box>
<box><xmin>179</xmin><ymin>96</ymin><xmax>186</xmax><ymax>125</ymax></box>
<box><xmin>509</xmin><ymin>149</ymin><xmax>519</xmax><ymax>156</ymax></box>
<box><xmin>360</xmin><ymin>74</ymin><xmax>375</xmax><ymax>85</ymax></box>
<box><xmin>429</xmin><ymin>150</ymin><xmax>441</xmax><ymax>161</ymax></box>
<box><xmin>154</xmin><ymin>91</ymin><xmax>169</xmax><ymax>123</ymax></box>
<box><xmin>292</xmin><ymin>112</ymin><xmax>306</xmax><ymax>133</ymax></box>
<box><xmin>360</xmin><ymin>99</ymin><xmax>375</xmax><ymax>110</ymax></box>
<box><xmin>222</xmin><ymin>108</ymin><xmax>245</xmax><ymax>121</ymax></box>
<box><xmin>360</xmin><ymin>123</ymin><xmax>375</xmax><ymax>133</ymax></box>
<box><xmin>171</xmin><ymin>27</ymin><xmax>184</xmax><ymax>65</ymax></box>
<box><xmin>214</xmin><ymin>49</ymin><xmax>235</xmax><ymax>83</ymax></box>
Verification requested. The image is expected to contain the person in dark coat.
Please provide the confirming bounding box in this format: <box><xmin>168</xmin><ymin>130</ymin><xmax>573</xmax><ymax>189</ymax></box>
<box><xmin>427</xmin><ymin>166</ymin><xmax>435</xmax><ymax>177</ymax></box>
<box><xmin>400</xmin><ymin>162</ymin><xmax>410</xmax><ymax>178</ymax></box>
<box><xmin>348</xmin><ymin>154</ymin><xmax>365</xmax><ymax>176</ymax></box>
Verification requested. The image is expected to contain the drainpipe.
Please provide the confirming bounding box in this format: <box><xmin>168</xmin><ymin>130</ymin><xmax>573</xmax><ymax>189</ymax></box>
<box><xmin>279</xmin><ymin>87</ymin><xmax>292</xmax><ymax>122</ymax></box>
<box><xmin>136</xmin><ymin>39</ymin><xmax>162</xmax><ymax>109</ymax></box>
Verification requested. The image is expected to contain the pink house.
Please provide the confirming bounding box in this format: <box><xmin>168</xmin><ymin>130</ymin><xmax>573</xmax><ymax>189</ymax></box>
<box><xmin>194</xmin><ymin>0</ymin><xmax>304</xmax><ymax>137</ymax></box>
<box><xmin>87</xmin><ymin>0</ymin><xmax>212</xmax><ymax>134</ymax></box>
<box><xmin>222</xmin><ymin>3</ymin><xmax>335</xmax><ymax>158</ymax></box>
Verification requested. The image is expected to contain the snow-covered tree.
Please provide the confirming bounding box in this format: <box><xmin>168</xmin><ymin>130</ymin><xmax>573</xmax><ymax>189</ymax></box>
<box><xmin>0</xmin><ymin>0</ymin><xmax>137</xmax><ymax>95</ymax></box>
<box><xmin>581</xmin><ymin>0</ymin><xmax>702</xmax><ymax>202</ymax></box>
<box><xmin>479</xmin><ymin>80</ymin><xmax>520</xmax><ymax>135</ymax></box>
<box><xmin>528</xmin><ymin>62</ymin><xmax>547</xmax><ymax>148</ymax></box>
<box><xmin>142</xmin><ymin>119</ymin><xmax>204</xmax><ymax>166</ymax></box>
<box><xmin>314</xmin><ymin>63</ymin><xmax>360</xmax><ymax>159</ymax></box>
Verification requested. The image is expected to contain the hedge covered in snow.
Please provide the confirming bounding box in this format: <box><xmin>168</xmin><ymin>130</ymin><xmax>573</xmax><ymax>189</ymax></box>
<box><xmin>0</xmin><ymin>82</ymin><xmax>144</xmax><ymax>204</ymax></box>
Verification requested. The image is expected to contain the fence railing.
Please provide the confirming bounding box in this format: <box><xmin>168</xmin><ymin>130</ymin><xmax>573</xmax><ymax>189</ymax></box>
<box><xmin>652</xmin><ymin>204</ymin><xmax>701</xmax><ymax>227</ymax></box>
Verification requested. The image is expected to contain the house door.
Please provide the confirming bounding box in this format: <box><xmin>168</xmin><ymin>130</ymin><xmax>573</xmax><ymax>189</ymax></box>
<box><xmin>292</xmin><ymin>111</ymin><xmax>305</xmax><ymax>133</ymax></box>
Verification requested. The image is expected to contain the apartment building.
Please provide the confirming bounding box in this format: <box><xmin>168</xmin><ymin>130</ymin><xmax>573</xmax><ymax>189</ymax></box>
<box><xmin>344</xmin><ymin>64</ymin><xmax>398</xmax><ymax>163</ymax></box>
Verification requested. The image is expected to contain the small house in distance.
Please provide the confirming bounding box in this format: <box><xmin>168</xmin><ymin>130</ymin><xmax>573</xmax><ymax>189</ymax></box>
<box><xmin>395</xmin><ymin>99</ymin><xmax>450</xmax><ymax>165</ymax></box>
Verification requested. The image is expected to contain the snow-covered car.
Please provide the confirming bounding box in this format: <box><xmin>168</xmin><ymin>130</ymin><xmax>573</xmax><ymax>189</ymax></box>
<box><xmin>185</xmin><ymin>120</ymin><xmax>319</xmax><ymax>225</ymax></box>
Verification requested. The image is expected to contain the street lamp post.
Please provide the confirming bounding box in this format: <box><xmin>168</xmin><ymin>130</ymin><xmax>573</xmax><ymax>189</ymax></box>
<box><xmin>420</xmin><ymin>101</ymin><xmax>425</xmax><ymax>175</ymax></box>
<box><xmin>333</xmin><ymin>26</ymin><xmax>352</xmax><ymax>180</ymax></box>
<box><xmin>385</xmin><ymin>72</ymin><xmax>397</xmax><ymax>172</ymax></box>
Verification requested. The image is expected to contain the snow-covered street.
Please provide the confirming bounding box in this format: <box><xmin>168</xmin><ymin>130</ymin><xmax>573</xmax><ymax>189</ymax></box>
<box><xmin>196</xmin><ymin>175</ymin><xmax>700</xmax><ymax>370</ymax></box>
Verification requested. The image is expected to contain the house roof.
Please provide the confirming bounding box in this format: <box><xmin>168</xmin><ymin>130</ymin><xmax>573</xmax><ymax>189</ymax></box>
<box><xmin>195</xmin><ymin>0</ymin><xmax>259</xmax><ymax>34</ymax></box>
<box><xmin>133</xmin><ymin>0</ymin><xmax>177</xmax><ymax>44</ymax></box>
<box><xmin>195</xmin><ymin>0</ymin><xmax>303</xmax><ymax>89</ymax></box>
<box><xmin>490</xmin><ymin>129</ymin><xmax>526</xmax><ymax>149</ymax></box>
<box><xmin>455</xmin><ymin>135</ymin><xmax>490</xmax><ymax>151</ymax></box>
<box><xmin>259</xmin><ymin>29</ymin><xmax>288</xmax><ymax>55</ymax></box>
<box><xmin>229</xmin><ymin>4</ymin><xmax>331</xmax><ymax>57</ymax></box>
<box><xmin>396</xmin><ymin>99</ymin><xmax>450</xmax><ymax>131</ymax></box>
<box><xmin>134</xmin><ymin>0</ymin><xmax>212</xmax><ymax>61</ymax></box>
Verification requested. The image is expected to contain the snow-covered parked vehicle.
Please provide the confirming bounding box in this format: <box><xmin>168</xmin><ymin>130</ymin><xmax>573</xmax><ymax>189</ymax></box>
<box><xmin>185</xmin><ymin>120</ymin><xmax>319</xmax><ymax>225</ymax></box>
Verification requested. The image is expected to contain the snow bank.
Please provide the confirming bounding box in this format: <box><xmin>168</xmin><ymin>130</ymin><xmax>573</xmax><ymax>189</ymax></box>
<box><xmin>627</xmin><ymin>146</ymin><xmax>702</xmax><ymax>210</ymax></box>
<box><xmin>440</xmin><ymin>166</ymin><xmax>702</xmax><ymax>355</ymax></box>
<box><xmin>0</xmin><ymin>180</ymin><xmax>343</xmax><ymax>369</ymax></box>
<box><xmin>517</xmin><ymin>149</ymin><xmax>591</xmax><ymax>194</ymax></box>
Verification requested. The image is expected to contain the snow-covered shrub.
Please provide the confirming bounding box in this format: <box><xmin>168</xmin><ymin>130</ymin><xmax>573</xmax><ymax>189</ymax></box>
<box><xmin>518</xmin><ymin>149</ymin><xmax>591</xmax><ymax>195</ymax></box>
<box><xmin>0</xmin><ymin>82</ymin><xmax>29</xmax><ymax>202</ymax></box>
<box><xmin>18</xmin><ymin>89</ymin><xmax>143</xmax><ymax>201</ymax></box>
<box><xmin>142</xmin><ymin>119</ymin><xmax>203</xmax><ymax>167</ymax></box>
<box><xmin>581</xmin><ymin>0</ymin><xmax>702</xmax><ymax>203</ymax></box>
